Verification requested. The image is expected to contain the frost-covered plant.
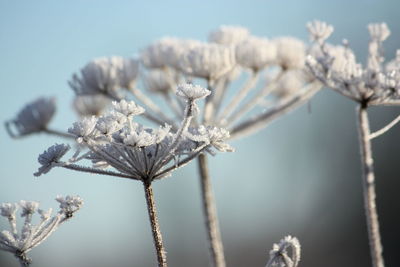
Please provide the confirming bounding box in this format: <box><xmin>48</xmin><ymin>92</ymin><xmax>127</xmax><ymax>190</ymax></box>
<box><xmin>6</xmin><ymin>24</ymin><xmax>323</xmax><ymax>267</ymax></box>
<box><xmin>4</xmin><ymin>97</ymin><xmax>72</xmax><ymax>139</ymax></box>
<box><xmin>265</xmin><ymin>235</ymin><xmax>301</xmax><ymax>267</ymax></box>
<box><xmin>307</xmin><ymin>20</ymin><xmax>400</xmax><ymax>267</ymax></box>
<box><xmin>0</xmin><ymin>196</ymin><xmax>83</xmax><ymax>266</ymax></box>
<box><xmin>34</xmin><ymin>85</ymin><xmax>232</xmax><ymax>267</ymax></box>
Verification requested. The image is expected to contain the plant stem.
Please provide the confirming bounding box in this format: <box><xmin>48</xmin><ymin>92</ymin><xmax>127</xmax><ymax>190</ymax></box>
<box><xmin>143</xmin><ymin>182</ymin><xmax>168</xmax><ymax>267</ymax></box>
<box><xmin>197</xmin><ymin>154</ymin><xmax>226</xmax><ymax>267</ymax></box>
<box><xmin>356</xmin><ymin>105</ymin><xmax>384</xmax><ymax>267</ymax></box>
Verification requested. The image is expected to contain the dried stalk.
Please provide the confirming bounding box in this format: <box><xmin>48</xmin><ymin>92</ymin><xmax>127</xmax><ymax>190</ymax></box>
<box><xmin>143</xmin><ymin>182</ymin><xmax>168</xmax><ymax>267</ymax></box>
<box><xmin>197</xmin><ymin>154</ymin><xmax>226</xmax><ymax>267</ymax></box>
<box><xmin>356</xmin><ymin>105</ymin><xmax>385</xmax><ymax>267</ymax></box>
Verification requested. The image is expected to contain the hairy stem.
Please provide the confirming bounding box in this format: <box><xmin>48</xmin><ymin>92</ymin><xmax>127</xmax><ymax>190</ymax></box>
<box><xmin>143</xmin><ymin>182</ymin><xmax>168</xmax><ymax>267</ymax></box>
<box><xmin>356</xmin><ymin>105</ymin><xmax>384</xmax><ymax>267</ymax></box>
<box><xmin>197</xmin><ymin>154</ymin><xmax>226</xmax><ymax>267</ymax></box>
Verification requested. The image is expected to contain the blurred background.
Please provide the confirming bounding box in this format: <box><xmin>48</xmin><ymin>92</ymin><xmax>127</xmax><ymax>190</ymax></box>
<box><xmin>1</xmin><ymin>0</ymin><xmax>400</xmax><ymax>266</ymax></box>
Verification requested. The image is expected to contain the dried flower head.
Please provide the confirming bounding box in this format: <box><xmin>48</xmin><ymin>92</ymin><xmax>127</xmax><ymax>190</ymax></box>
<box><xmin>266</xmin><ymin>235</ymin><xmax>301</xmax><ymax>267</ymax></box>
<box><xmin>69</xmin><ymin>56</ymin><xmax>138</xmax><ymax>99</ymax></box>
<box><xmin>0</xmin><ymin>196</ymin><xmax>82</xmax><ymax>266</ymax></box>
<box><xmin>176</xmin><ymin>83</ymin><xmax>211</xmax><ymax>101</ymax></box>
<box><xmin>274</xmin><ymin>37</ymin><xmax>306</xmax><ymax>70</ymax></box>
<box><xmin>306</xmin><ymin>21</ymin><xmax>400</xmax><ymax>106</ymax></box>
<box><xmin>73</xmin><ymin>95</ymin><xmax>110</xmax><ymax>117</ymax></box>
<box><xmin>5</xmin><ymin>97</ymin><xmax>56</xmax><ymax>138</ymax></box>
<box><xmin>235</xmin><ymin>36</ymin><xmax>277</xmax><ymax>71</ymax></box>
<box><xmin>208</xmin><ymin>25</ymin><xmax>250</xmax><ymax>45</ymax></box>
<box><xmin>34</xmin><ymin>144</ymin><xmax>71</xmax><ymax>177</ymax></box>
<box><xmin>39</xmin><ymin>97</ymin><xmax>232</xmax><ymax>183</ymax></box>
<box><xmin>179</xmin><ymin>43</ymin><xmax>236</xmax><ymax>80</ymax></box>
<box><xmin>307</xmin><ymin>20</ymin><xmax>334</xmax><ymax>43</ymax></box>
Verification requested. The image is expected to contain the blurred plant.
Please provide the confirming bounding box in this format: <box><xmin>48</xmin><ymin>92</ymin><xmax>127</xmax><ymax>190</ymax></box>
<box><xmin>265</xmin><ymin>235</ymin><xmax>301</xmax><ymax>267</ymax></box>
<box><xmin>0</xmin><ymin>195</ymin><xmax>83</xmax><ymax>267</ymax></box>
<box><xmin>307</xmin><ymin>20</ymin><xmax>400</xmax><ymax>267</ymax></box>
<box><xmin>6</xmin><ymin>24</ymin><xmax>323</xmax><ymax>267</ymax></box>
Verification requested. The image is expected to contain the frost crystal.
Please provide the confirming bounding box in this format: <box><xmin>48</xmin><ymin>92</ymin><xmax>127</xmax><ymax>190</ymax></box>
<box><xmin>187</xmin><ymin>125</ymin><xmax>234</xmax><ymax>152</ymax></box>
<box><xmin>176</xmin><ymin>83</ymin><xmax>211</xmax><ymax>101</ymax></box>
<box><xmin>208</xmin><ymin>25</ymin><xmax>250</xmax><ymax>45</ymax></box>
<box><xmin>235</xmin><ymin>36</ymin><xmax>277</xmax><ymax>71</ymax></box>
<box><xmin>0</xmin><ymin>196</ymin><xmax>82</xmax><ymax>266</ymax></box>
<box><xmin>68</xmin><ymin>116</ymin><xmax>98</xmax><ymax>141</ymax></box>
<box><xmin>55</xmin><ymin>195</ymin><xmax>83</xmax><ymax>218</ymax></box>
<box><xmin>5</xmin><ymin>97</ymin><xmax>56</xmax><ymax>138</ymax></box>
<box><xmin>112</xmin><ymin>100</ymin><xmax>145</xmax><ymax>117</ymax></box>
<box><xmin>34</xmin><ymin>144</ymin><xmax>70</xmax><ymax>177</ymax></box>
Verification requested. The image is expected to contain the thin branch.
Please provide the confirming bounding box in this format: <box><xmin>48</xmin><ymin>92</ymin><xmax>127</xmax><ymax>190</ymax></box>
<box><xmin>224</xmin><ymin>70</ymin><xmax>284</xmax><ymax>126</ymax></box>
<box><xmin>130</xmin><ymin>88</ymin><xmax>175</xmax><ymax>124</ymax></box>
<box><xmin>143</xmin><ymin>182</ymin><xmax>168</xmax><ymax>267</ymax></box>
<box><xmin>43</xmin><ymin>128</ymin><xmax>75</xmax><ymax>139</ymax></box>
<box><xmin>369</xmin><ymin>114</ymin><xmax>400</xmax><ymax>140</ymax></box>
<box><xmin>229</xmin><ymin>82</ymin><xmax>321</xmax><ymax>139</ymax></box>
<box><xmin>153</xmin><ymin>144</ymin><xmax>208</xmax><ymax>180</ymax></box>
<box><xmin>356</xmin><ymin>105</ymin><xmax>385</xmax><ymax>267</ymax></box>
<box><xmin>61</xmin><ymin>163</ymin><xmax>138</xmax><ymax>180</ymax></box>
<box><xmin>162</xmin><ymin>92</ymin><xmax>183</xmax><ymax>119</ymax></box>
<box><xmin>217</xmin><ymin>71</ymin><xmax>259</xmax><ymax>122</ymax></box>
<box><xmin>197</xmin><ymin>154</ymin><xmax>226</xmax><ymax>267</ymax></box>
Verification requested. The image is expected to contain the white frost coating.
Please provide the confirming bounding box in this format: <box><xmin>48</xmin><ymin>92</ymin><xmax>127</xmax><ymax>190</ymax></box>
<box><xmin>0</xmin><ymin>196</ymin><xmax>82</xmax><ymax>265</ymax></box>
<box><xmin>6</xmin><ymin>97</ymin><xmax>56</xmax><ymax>137</ymax></box>
<box><xmin>266</xmin><ymin>235</ymin><xmax>301</xmax><ymax>267</ymax></box>
<box><xmin>176</xmin><ymin>83</ymin><xmax>211</xmax><ymax>101</ymax></box>
<box><xmin>179</xmin><ymin>42</ymin><xmax>236</xmax><ymax>80</ymax></box>
<box><xmin>112</xmin><ymin>100</ymin><xmax>145</xmax><ymax>117</ymax></box>
<box><xmin>235</xmin><ymin>36</ymin><xmax>277</xmax><ymax>70</ymax></box>
<box><xmin>115</xmin><ymin>57</ymin><xmax>139</xmax><ymax>89</ymax></box>
<box><xmin>34</xmin><ymin>144</ymin><xmax>71</xmax><ymax>177</ymax></box>
<box><xmin>274</xmin><ymin>37</ymin><xmax>306</xmax><ymax>69</ymax></box>
<box><xmin>69</xmin><ymin>56</ymin><xmax>138</xmax><ymax>97</ymax></box>
<box><xmin>368</xmin><ymin>23</ymin><xmax>390</xmax><ymax>42</ymax></box>
<box><xmin>68</xmin><ymin>116</ymin><xmax>98</xmax><ymax>141</ymax></box>
<box><xmin>307</xmin><ymin>20</ymin><xmax>334</xmax><ymax>43</ymax></box>
<box><xmin>307</xmin><ymin>21</ymin><xmax>400</xmax><ymax>105</ymax></box>
<box><xmin>208</xmin><ymin>25</ymin><xmax>250</xmax><ymax>45</ymax></box>
<box><xmin>73</xmin><ymin>95</ymin><xmax>110</xmax><ymax>117</ymax></box>
<box><xmin>186</xmin><ymin>125</ymin><xmax>234</xmax><ymax>152</ymax></box>
<box><xmin>274</xmin><ymin>70</ymin><xmax>307</xmax><ymax>98</ymax></box>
